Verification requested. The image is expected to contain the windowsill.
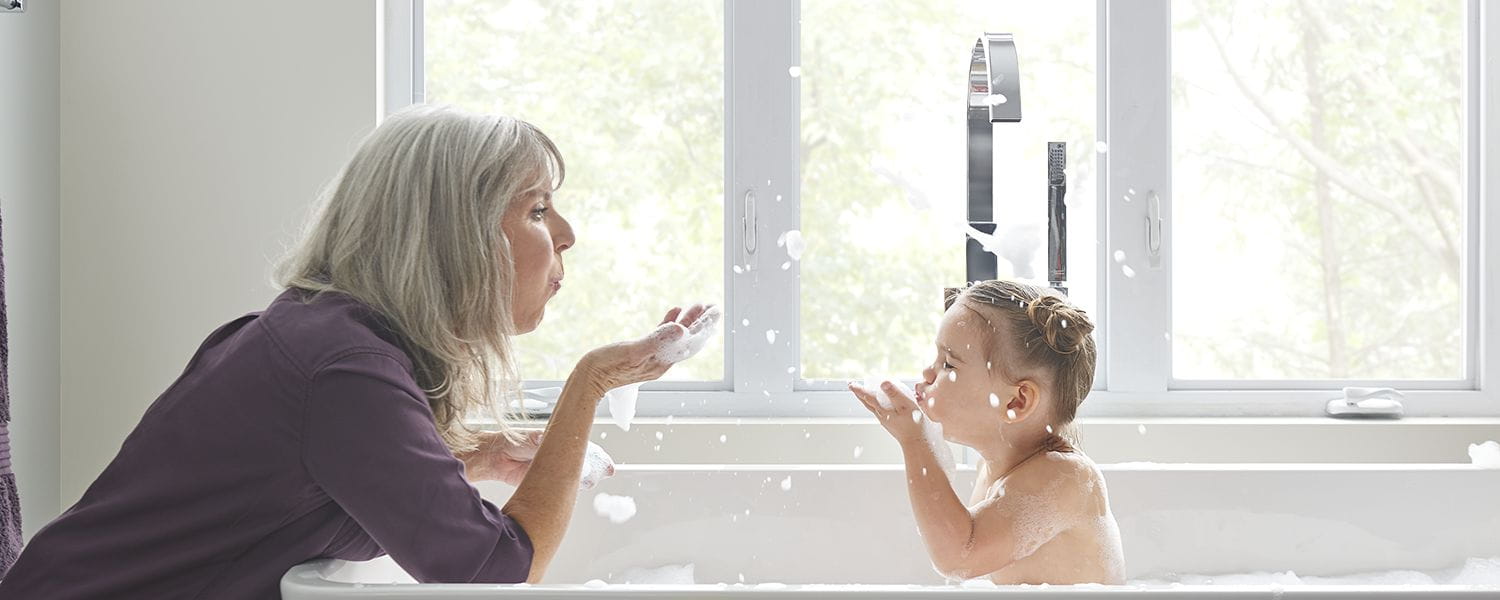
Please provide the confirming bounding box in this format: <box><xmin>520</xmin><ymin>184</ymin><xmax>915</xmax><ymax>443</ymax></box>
<box><xmin>474</xmin><ymin>416</ymin><xmax>1500</xmax><ymax>466</ymax></box>
<box><xmin>509</xmin><ymin>387</ymin><xmax>1497</xmax><ymax>419</ymax></box>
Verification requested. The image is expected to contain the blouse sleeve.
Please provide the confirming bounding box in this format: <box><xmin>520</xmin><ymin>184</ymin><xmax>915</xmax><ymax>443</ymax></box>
<box><xmin>301</xmin><ymin>351</ymin><xmax>532</xmax><ymax>583</ymax></box>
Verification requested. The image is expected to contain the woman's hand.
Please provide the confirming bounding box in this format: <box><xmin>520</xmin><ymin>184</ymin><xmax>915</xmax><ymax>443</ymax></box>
<box><xmin>573</xmin><ymin>304</ymin><xmax>717</xmax><ymax>396</ymax></box>
<box><xmin>462</xmin><ymin>430</ymin><xmax>616</xmax><ymax>489</ymax></box>
<box><xmin>460</xmin><ymin>430</ymin><xmax>543</xmax><ymax>485</ymax></box>
<box><xmin>849</xmin><ymin>380</ymin><xmax>926</xmax><ymax>444</ymax></box>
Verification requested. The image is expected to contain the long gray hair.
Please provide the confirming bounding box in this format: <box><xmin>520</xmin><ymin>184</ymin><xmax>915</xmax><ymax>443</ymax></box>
<box><xmin>275</xmin><ymin>104</ymin><xmax>565</xmax><ymax>453</ymax></box>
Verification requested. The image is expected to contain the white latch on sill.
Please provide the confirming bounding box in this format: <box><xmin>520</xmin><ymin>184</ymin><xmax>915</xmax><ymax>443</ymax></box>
<box><xmin>1325</xmin><ymin>386</ymin><xmax>1405</xmax><ymax>419</ymax></box>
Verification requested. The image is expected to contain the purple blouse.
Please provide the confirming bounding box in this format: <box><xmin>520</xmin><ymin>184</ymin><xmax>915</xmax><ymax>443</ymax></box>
<box><xmin>0</xmin><ymin>289</ymin><xmax>532</xmax><ymax>599</ymax></box>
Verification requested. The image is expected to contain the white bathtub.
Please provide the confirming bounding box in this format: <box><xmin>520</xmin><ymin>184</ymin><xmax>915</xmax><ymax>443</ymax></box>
<box><xmin>281</xmin><ymin>462</ymin><xmax>1500</xmax><ymax>598</ymax></box>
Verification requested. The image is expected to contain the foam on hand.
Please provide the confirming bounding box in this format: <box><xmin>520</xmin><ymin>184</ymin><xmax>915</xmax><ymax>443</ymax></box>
<box><xmin>579</xmin><ymin>441</ymin><xmax>614</xmax><ymax>490</ymax></box>
<box><xmin>592</xmin><ymin>492</ymin><xmax>637</xmax><ymax>524</ymax></box>
<box><xmin>605</xmin><ymin>305</ymin><xmax>724</xmax><ymax>432</ymax></box>
<box><xmin>860</xmin><ymin>377</ymin><xmax>911</xmax><ymax>410</ymax></box>
<box><xmin>653</xmin><ymin>304</ymin><xmax>723</xmax><ymax>364</ymax></box>
<box><xmin>1469</xmin><ymin>440</ymin><xmax>1500</xmax><ymax>468</ymax></box>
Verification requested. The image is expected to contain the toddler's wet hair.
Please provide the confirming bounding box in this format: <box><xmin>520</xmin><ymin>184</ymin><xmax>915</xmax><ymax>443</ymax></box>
<box><xmin>944</xmin><ymin>281</ymin><xmax>1097</xmax><ymax>428</ymax></box>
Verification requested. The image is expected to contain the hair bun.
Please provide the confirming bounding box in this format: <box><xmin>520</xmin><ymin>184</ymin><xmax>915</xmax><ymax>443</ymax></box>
<box><xmin>1026</xmin><ymin>295</ymin><xmax>1093</xmax><ymax>355</ymax></box>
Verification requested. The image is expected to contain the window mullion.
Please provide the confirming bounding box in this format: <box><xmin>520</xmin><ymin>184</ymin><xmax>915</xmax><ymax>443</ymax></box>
<box><xmin>1103</xmin><ymin>0</ymin><xmax>1172</xmax><ymax>393</ymax></box>
<box><xmin>727</xmin><ymin>0</ymin><xmax>800</xmax><ymax>397</ymax></box>
<box><xmin>1478</xmin><ymin>0</ymin><xmax>1499</xmax><ymax>392</ymax></box>
<box><xmin>383</xmin><ymin>0</ymin><xmax>419</xmax><ymax>117</ymax></box>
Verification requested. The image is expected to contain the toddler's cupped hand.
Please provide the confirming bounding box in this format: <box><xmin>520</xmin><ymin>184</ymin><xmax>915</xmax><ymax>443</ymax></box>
<box><xmin>849</xmin><ymin>379</ymin><xmax>925</xmax><ymax>443</ymax></box>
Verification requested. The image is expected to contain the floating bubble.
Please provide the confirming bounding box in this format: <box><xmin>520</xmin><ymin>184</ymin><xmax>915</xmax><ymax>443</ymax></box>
<box><xmin>788</xmin><ymin>66</ymin><xmax>801</xmax><ymax>78</ymax></box>
<box><xmin>1095</xmin><ymin>140</ymin><xmax>1109</xmax><ymax>153</ymax></box>
<box><xmin>989</xmin><ymin>393</ymin><xmax>1000</xmax><ymax>408</ymax></box>
<box><xmin>1138</xmin><ymin>424</ymin><xmax>1148</xmax><ymax>435</ymax></box>
<box><xmin>947</xmin><ymin>371</ymin><xmax>957</xmax><ymax>382</ymax></box>
<box><xmin>1122</xmin><ymin>265</ymin><xmax>1137</xmax><ymax>278</ymax></box>
<box><xmin>593</xmin><ymin>493</ymin><xmax>637</xmax><ymax>524</ymax></box>
<box><xmin>1113</xmin><ymin>250</ymin><xmax>1126</xmax><ymax>263</ymax></box>
<box><xmin>766</xmin><ymin>329</ymin><xmax>777</xmax><ymax>344</ymax></box>
<box><xmin>1006</xmin><ymin>408</ymin><xmax>1018</xmax><ymax>420</ymax></box>
<box><xmin>782</xmin><ymin>230</ymin><xmax>805</xmax><ymax>260</ymax></box>
<box><xmin>853</xmin><ymin>445</ymin><xmax>864</xmax><ymax>458</ymax></box>
<box><xmin>780</xmin><ymin>476</ymin><xmax>793</xmax><ymax>491</ymax></box>
<box><xmin>720</xmin><ymin>434</ymin><xmax>728</xmax><ymax>443</ymax></box>
<box><xmin>987</xmin><ymin>93</ymin><xmax>1008</xmax><ymax>105</ymax></box>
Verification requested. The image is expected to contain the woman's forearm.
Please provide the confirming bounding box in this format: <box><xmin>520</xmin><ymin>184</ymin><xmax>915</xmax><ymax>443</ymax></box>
<box><xmin>901</xmin><ymin>440</ymin><xmax>977</xmax><ymax>576</ymax></box>
<box><xmin>501</xmin><ymin>370</ymin><xmax>603</xmax><ymax>583</ymax></box>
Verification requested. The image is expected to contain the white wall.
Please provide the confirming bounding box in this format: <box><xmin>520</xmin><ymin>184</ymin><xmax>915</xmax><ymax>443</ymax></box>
<box><xmin>59</xmin><ymin>0</ymin><xmax>378</xmax><ymax>506</ymax></box>
<box><xmin>0</xmin><ymin>0</ymin><xmax>61</xmax><ymax>542</ymax></box>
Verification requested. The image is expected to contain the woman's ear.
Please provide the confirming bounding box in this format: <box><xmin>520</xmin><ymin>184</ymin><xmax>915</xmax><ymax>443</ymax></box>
<box><xmin>1006</xmin><ymin>380</ymin><xmax>1042</xmax><ymax>422</ymax></box>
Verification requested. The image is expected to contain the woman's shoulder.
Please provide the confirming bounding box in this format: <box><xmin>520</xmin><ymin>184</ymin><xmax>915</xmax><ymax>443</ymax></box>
<box><xmin>259</xmin><ymin>287</ymin><xmax>416</xmax><ymax>377</ymax></box>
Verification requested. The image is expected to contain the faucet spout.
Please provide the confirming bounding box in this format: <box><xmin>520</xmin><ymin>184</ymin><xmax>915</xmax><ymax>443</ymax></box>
<box><xmin>965</xmin><ymin>33</ymin><xmax>1022</xmax><ymax>285</ymax></box>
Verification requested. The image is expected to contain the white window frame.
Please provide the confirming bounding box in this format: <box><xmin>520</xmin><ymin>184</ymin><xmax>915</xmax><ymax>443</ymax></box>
<box><xmin>385</xmin><ymin>0</ymin><xmax>1497</xmax><ymax>419</ymax></box>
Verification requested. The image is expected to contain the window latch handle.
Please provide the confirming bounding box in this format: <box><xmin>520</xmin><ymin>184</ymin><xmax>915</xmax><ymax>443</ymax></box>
<box><xmin>1146</xmin><ymin>190</ymin><xmax>1163</xmax><ymax>268</ymax></box>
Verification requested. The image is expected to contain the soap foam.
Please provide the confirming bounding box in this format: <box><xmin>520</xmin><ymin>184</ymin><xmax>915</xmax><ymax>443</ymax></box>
<box><xmin>606</xmin><ymin>305</ymin><xmax>723</xmax><ymax>431</ymax></box>
<box><xmin>593</xmin><ymin>492</ymin><xmax>637</xmax><ymax>524</ymax></box>
<box><xmin>1468</xmin><ymin>440</ymin><xmax>1500</xmax><ymax>468</ymax></box>
<box><xmin>618</xmin><ymin>563</ymin><xmax>696</xmax><ymax>585</ymax></box>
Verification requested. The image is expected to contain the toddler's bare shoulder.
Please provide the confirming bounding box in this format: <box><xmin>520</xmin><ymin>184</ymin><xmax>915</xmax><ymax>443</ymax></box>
<box><xmin>1006</xmin><ymin>452</ymin><xmax>1107</xmax><ymax>514</ymax></box>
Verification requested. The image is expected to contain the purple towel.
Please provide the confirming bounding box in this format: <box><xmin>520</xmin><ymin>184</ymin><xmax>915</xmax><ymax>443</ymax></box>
<box><xmin>0</xmin><ymin>207</ymin><xmax>20</xmax><ymax>578</ymax></box>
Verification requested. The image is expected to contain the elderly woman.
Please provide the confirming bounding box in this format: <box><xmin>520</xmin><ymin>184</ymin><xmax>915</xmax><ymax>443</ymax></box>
<box><xmin>0</xmin><ymin>105</ymin><xmax>712</xmax><ymax>599</ymax></box>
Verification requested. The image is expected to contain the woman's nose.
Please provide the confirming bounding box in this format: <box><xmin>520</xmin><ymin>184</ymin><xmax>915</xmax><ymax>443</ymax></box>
<box><xmin>553</xmin><ymin>213</ymin><xmax>576</xmax><ymax>253</ymax></box>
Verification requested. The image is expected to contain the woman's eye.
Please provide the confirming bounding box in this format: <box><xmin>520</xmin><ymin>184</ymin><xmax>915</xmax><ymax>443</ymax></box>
<box><xmin>530</xmin><ymin>206</ymin><xmax>549</xmax><ymax>220</ymax></box>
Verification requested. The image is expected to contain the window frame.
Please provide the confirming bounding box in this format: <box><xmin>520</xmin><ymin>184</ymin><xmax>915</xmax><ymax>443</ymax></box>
<box><xmin>386</xmin><ymin>0</ymin><xmax>1497</xmax><ymax>419</ymax></box>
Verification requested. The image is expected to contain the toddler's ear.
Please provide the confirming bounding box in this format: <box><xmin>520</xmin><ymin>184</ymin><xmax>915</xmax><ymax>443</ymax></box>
<box><xmin>1007</xmin><ymin>380</ymin><xmax>1043</xmax><ymax>421</ymax></box>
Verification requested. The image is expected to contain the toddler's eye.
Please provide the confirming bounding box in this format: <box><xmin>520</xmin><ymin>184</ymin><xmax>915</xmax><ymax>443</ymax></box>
<box><xmin>942</xmin><ymin>361</ymin><xmax>955</xmax><ymax>370</ymax></box>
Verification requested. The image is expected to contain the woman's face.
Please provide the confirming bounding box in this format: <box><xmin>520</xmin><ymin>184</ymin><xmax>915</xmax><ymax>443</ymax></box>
<box><xmin>501</xmin><ymin>184</ymin><xmax>575</xmax><ymax>334</ymax></box>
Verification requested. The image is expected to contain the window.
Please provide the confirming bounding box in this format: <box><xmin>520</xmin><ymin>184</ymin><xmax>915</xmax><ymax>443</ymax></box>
<box><xmin>397</xmin><ymin>0</ymin><xmax>1495</xmax><ymax>417</ymax></box>
<box><xmin>1171</xmin><ymin>0</ymin><xmax>1465</xmax><ymax>381</ymax></box>
<box><xmin>423</xmin><ymin>0</ymin><xmax>726</xmax><ymax>383</ymax></box>
<box><xmin>798</xmin><ymin>1</ymin><xmax>1098</xmax><ymax>382</ymax></box>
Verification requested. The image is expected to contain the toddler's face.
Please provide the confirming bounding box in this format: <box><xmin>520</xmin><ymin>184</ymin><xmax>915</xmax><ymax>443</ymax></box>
<box><xmin>915</xmin><ymin>302</ymin><xmax>1012</xmax><ymax>442</ymax></box>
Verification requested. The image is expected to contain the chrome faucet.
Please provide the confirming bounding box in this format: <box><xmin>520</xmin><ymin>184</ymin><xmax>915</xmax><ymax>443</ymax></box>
<box><xmin>957</xmin><ymin>34</ymin><xmax>1070</xmax><ymax>298</ymax></box>
<box><xmin>965</xmin><ymin>34</ymin><xmax>1021</xmax><ymax>285</ymax></box>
